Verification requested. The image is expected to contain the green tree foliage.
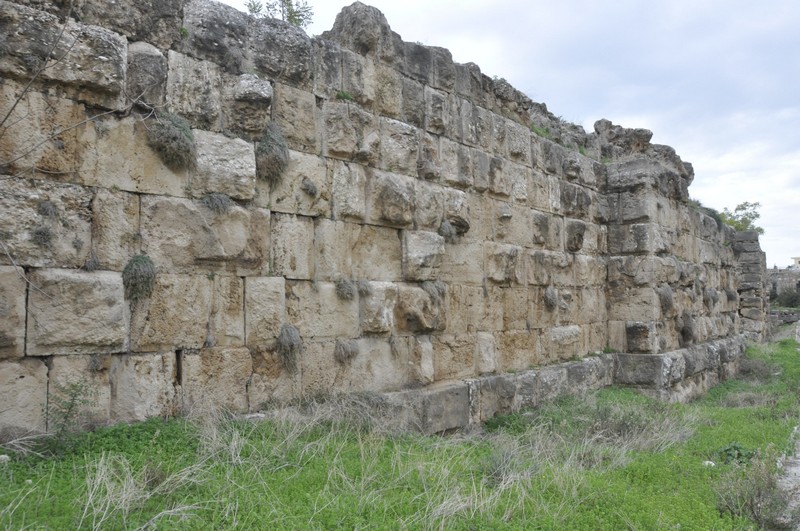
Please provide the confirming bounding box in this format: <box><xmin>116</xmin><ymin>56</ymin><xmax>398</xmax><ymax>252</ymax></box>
<box><xmin>720</xmin><ymin>201</ymin><xmax>765</xmax><ymax>234</ymax></box>
<box><xmin>245</xmin><ymin>0</ymin><xmax>313</xmax><ymax>28</ymax></box>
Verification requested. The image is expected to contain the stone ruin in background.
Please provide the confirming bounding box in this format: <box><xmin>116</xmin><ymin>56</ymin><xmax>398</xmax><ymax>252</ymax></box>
<box><xmin>0</xmin><ymin>0</ymin><xmax>768</xmax><ymax>434</ymax></box>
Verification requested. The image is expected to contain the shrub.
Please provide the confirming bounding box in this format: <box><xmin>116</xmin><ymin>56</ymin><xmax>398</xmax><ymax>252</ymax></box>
<box><xmin>277</xmin><ymin>324</ymin><xmax>302</xmax><ymax>374</ymax></box>
<box><xmin>201</xmin><ymin>193</ymin><xmax>234</xmax><ymax>214</ymax></box>
<box><xmin>30</xmin><ymin>226</ymin><xmax>53</xmax><ymax>248</ymax></box>
<box><xmin>145</xmin><ymin>112</ymin><xmax>196</xmax><ymax>170</ymax></box>
<box><xmin>256</xmin><ymin>122</ymin><xmax>289</xmax><ymax>185</ymax></box>
<box><xmin>775</xmin><ymin>290</ymin><xmax>800</xmax><ymax>309</ymax></box>
<box><xmin>122</xmin><ymin>254</ymin><xmax>156</xmax><ymax>302</ymax></box>
<box><xmin>335</xmin><ymin>90</ymin><xmax>353</xmax><ymax>101</ymax></box>
<box><xmin>333</xmin><ymin>339</ymin><xmax>358</xmax><ymax>365</ymax></box>
<box><xmin>335</xmin><ymin>279</ymin><xmax>356</xmax><ymax>301</ymax></box>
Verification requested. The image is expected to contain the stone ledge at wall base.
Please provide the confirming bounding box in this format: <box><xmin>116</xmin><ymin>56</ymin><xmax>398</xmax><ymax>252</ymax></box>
<box><xmin>247</xmin><ymin>336</ymin><xmax>746</xmax><ymax>435</ymax></box>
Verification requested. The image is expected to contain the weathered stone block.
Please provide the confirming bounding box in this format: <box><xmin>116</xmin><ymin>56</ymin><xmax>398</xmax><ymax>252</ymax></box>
<box><xmin>228</xmin><ymin>73</ymin><xmax>273</xmax><ymax>138</ymax></box>
<box><xmin>615</xmin><ymin>351</ymin><xmax>685</xmax><ymax>388</ymax></box>
<box><xmin>248</xmin><ymin>346</ymin><xmax>301</xmax><ymax>408</ymax></box>
<box><xmin>351</xmin><ymin>225</ymin><xmax>403</xmax><ymax>281</ymax></box>
<box><xmin>191</xmin><ymin>129</ymin><xmax>256</xmax><ymax>201</ymax></box>
<box><xmin>72</xmin><ymin>0</ymin><xmax>183</xmax><ymax>50</ymax></box>
<box><xmin>402</xmin><ymin>231</ymin><xmax>445</xmax><ymax>281</ymax></box>
<box><xmin>367</xmin><ymin>171</ymin><xmax>416</xmax><ymax>228</ymax></box>
<box><xmin>323</xmin><ymin>102</ymin><xmax>379</xmax><ymax>161</ymax></box>
<box><xmin>0</xmin><ymin>266</ymin><xmax>26</xmax><ymax>359</ymax></box>
<box><xmin>625</xmin><ymin>321</ymin><xmax>658</xmax><ymax>353</ymax></box>
<box><xmin>0</xmin><ymin>358</ymin><xmax>47</xmax><ymax>433</ymax></box>
<box><xmin>314</xmin><ymin>219</ymin><xmax>357</xmax><ymax>280</ymax></box>
<box><xmin>479</xmin><ymin>374</ymin><xmax>516</xmax><ymax>420</ymax></box>
<box><xmin>360</xmin><ymin>282</ymin><xmax>398</xmax><ymax>334</ymax></box>
<box><xmin>411</xmin><ymin>336</ymin><xmax>435</xmax><ymax>384</ymax></box>
<box><xmin>433</xmin><ymin>334</ymin><xmax>475</xmax><ymax>380</ymax></box>
<box><xmin>287</xmin><ymin>282</ymin><xmax>359</xmax><ymax>338</ymax></box>
<box><xmin>607</xmin><ymin>287</ymin><xmax>659</xmax><ymax>321</ymax></box>
<box><xmin>546</xmin><ymin>325</ymin><xmax>584</xmax><ymax>362</ymax></box>
<box><xmin>380</xmin><ymin>118</ymin><xmax>419</xmax><ymax>175</ymax></box>
<box><xmin>439</xmin><ymin>243</ymin><xmax>485</xmax><ymax>285</ymax></box>
<box><xmin>245</xmin><ymin>276</ymin><xmax>286</xmax><ymax>346</ymax></box>
<box><xmin>273</xmin><ymin>83</ymin><xmax>317</xmax><ymax>152</ymax></box>
<box><xmin>271</xmin><ymin>214</ymin><xmax>314</xmax><ymax>280</ymax></box>
<box><xmin>270</xmin><ymin>151</ymin><xmax>330</xmax><ymax>217</ymax></box>
<box><xmin>48</xmin><ymin>355</ymin><xmax>111</xmax><ymax>425</ymax></box>
<box><xmin>0</xmin><ymin>2</ymin><xmax>127</xmax><ymax>109</ymax></box>
<box><xmin>181</xmin><ymin>347</ymin><xmax>252</xmax><ymax>413</ymax></box>
<box><xmin>497</xmin><ymin>330</ymin><xmax>541</xmax><ymax>372</ymax></box>
<box><xmin>109</xmin><ymin>353</ymin><xmax>176</xmax><ymax>421</ymax></box>
<box><xmin>209</xmin><ymin>276</ymin><xmax>245</xmax><ymax>347</ymax></box>
<box><xmin>91</xmin><ymin>188</ymin><xmax>140</xmax><ymax>271</ymax></box>
<box><xmin>396</xmin><ymin>285</ymin><xmax>447</xmax><ymax>335</ymax></box>
<box><xmin>166</xmin><ymin>51</ymin><xmax>223</xmax><ymax>130</ymax></box>
<box><xmin>486</xmin><ymin>243</ymin><xmax>524</xmax><ymax>284</ymax></box>
<box><xmin>26</xmin><ymin>269</ymin><xmax>128</xmax><ymax>356</ymax></box>
<box><xmin>505</xmin><ymin>120</ymin><xmax>531</xmax><ymax>166</ymax></box>
<box><xmin>331</xmin><ymin>161</ymin><xmax>367</xmax><ymax>221</ymax></box>
<box><xmin>421</xmin><ymin>382</ymin><xmax>470</xmax><ymax>433</ymax></box>
<box><xmin>0</xmin><ymin>177</ymin><xmax>93</xmax><ymax>269</ymax></box>
<box><xmin>493</xmin><ymin>202</ymin><xmax>532</xmax><ymax>245</ymax></box>
<box><xmin>130</xmin><ymin>274</ymin><xmax>213</xmax><ymax>352</ymax></box>
<box><xmin>141</xmin><ymin>196</ymin><xmax>268</xmax><ymax>275</ymax></box>
<box><xmin>413</xmin><ymin>180</ymin><xmax>445</xmax><ymax>231</ymax></box>
<box><xmin>424</xmin><ymin>86</ymin><xmax>451</xmax><ymax>135</ymax></box>
<box><xmin>476</xmin><ymin>332</ymin><xmax>498</xmax><ymax>375</ymax></box>
<box><xmin>127</xmin><ymin>41</ymin><xmax>167</xmax><ymax>107</ymax></box>
<box><xmin>439</xmin><ymin>138</ymin><xmax>472</xmax><ymax>189</ymax></box>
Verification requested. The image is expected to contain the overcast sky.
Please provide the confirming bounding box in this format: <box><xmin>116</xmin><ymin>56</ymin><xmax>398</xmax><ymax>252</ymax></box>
<box><xmin>220</xmin><ymin>0</ymin><xmax>799</xmax><ymax>267</ymax></box>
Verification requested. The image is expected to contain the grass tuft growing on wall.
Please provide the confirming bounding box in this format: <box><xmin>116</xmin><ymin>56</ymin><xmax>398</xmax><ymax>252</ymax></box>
<box><xmin>145</xmin><ymin>112</ymin><xmax>196</xmax><ymax>170</ymax></box>
<box><xmin>256</xmin><ymin>122</ymin><xmax>289</xmax><ymax>185</ymax></box>
<box><xmin>122</xmin><ymin>254</ymin><xmax>156</xmax><ymax>302</ymax></box>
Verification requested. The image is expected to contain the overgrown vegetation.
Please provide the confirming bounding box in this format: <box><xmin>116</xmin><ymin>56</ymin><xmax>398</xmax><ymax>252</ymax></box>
<box><xmin>2</xmin><ymin>339</ymin><xmax>799</xmax><ymax>528</ymax></box>
<box><xmin>122</xmin><ymin>254</ymin><xmax>156</xmax><ymax>302</ymax></box>
<box><xmin>200</xmin><ymin>193</ymin><xmax>235</xmax><ymax>215</ymax></box>
<box><xmin>720</xmin><ymin>201</ymin><xmax>765</xmax><ymax>234</ymax></box>
<box><xmin>144</xmin><ymin>112</ymin><xmax>196</xmax><ymax>171</ymax></box>
<box><xmin>245</xmin><ymin>0</ymin><xmax>313</xmax><ymax>28</ymax></box>
<box><xmin>255</xmin><ymin>122</ymin><xmax>289</xmax><ymax>185</ymax></box>
<box><xmin>276</xmin><ymin>323</ymin><xmax>302</xmax><ymax>374</ymax></box>
<box><xmin>773</xmin><ymin>289</ymin><xmax>800</xmax><ymax>309</ymax></box>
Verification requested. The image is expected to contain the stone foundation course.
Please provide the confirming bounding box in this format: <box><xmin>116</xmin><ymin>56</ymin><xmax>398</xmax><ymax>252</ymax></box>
<box><xmin>0</xmin><ymin>0</ymin><xmax>767</xmax><ymax>434</ymax></box>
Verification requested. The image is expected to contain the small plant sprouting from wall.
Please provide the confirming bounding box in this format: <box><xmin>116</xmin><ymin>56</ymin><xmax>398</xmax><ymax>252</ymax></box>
<box><xmin>256</xmin><ymin>122</ymin><xmax>289</xmax><ymax>185</ymax></box>
<box><xmin>82</xmin><ymin>249</ymin><xmax>100</xmax><ymax>272</ymax></box>
<box><xmin>46</xmin><ymin>379</ymin><xmax>95</xmax><ymax>439</ymax></box>
<box><xmin>333</xmin><ymin>339</ymin><xmax>358</xmax><ymax>365</ymax></box>
<box><xmin>530</xmin><ymin>124</ymin><xmax>552</xmax><ymax>139</ymax></box>
<box><xmin>335</xmin><ymin>279</ymin><xmax>356</xmax><ymax>301</ymax></box>
<box><xmin>145</xmin><ymin>112</ymin><xmax>197</xmax><ymax>171</ymax></box>
<box><xmin>201</xmin><ymin>193</ymin><xmax>235</xmax><ymax>214</ymax></box>
<box><xmin>357</xmin><ymin>280</ymin><xmax>372</xmax><ymax>297</ymax></box>
<box><xmin>30</xmin><ymin>226</ymin><xmax>53</xmax><ymax>248</ymax></box>
<box><xmin>277</xmin><ymin>323</ymin><xmax>302</xmax><ymax>374</ymax></box>
<box><xmin>335</xmin><ymin>90</ymin><xmax>353</xmax><ymax>101</ymax></box>
<box><xmin>300</xmin><ymin>179</ymin><xmax>318</xmax><ymax>197</ymax></box>
<box><xmin>122</xmin><ymin>254</ymin><xmax>156</xmax><ymax>302</ymax></box>
<box><xmin>37</xmin><ymin>200</ymin><xmax>58</xmax><ymax>218</ymax></box>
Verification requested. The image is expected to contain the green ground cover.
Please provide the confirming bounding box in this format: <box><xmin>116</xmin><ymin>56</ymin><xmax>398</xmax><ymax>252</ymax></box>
<box><xmin>2</xmin><ymin>338</ymin><xmax>799</xmax><ymax>529</ymax></box>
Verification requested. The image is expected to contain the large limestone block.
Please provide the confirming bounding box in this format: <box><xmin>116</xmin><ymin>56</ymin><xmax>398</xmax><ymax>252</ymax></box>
<box><xmin>374</xmin><ymin>63</ymin><xmax>404</xmax><ymax>118</ymax></box>
<box><xmin>48</xmin><ymin>355</ymin><xmax>111</xmax><ymax>426</ymax></box>
<box><xmin>0</xmin><ymin>266</ymin><xmax>26</xmax><ymax>359</ymax></box>
<box><xmin>0</xmin><ymin>177</ymin><xmax>92</xmax><ymax>269</ymax></box>
<box><xmin>360</xmin><ymin>281</ymin><xmax>398</xmax><ymax>334</ymax></box>
<box><xmin>181</xmin><ymin>347</ymin><xmax>252</xmax><ymax>414</ymax></box>
<box><xmin>270</xmin><ymin>151</ymin><xmax>330</xmax><ymax>217</ymax></box>
<box><xmin>26</xmin><ymin>269</ymin><xmax>128</xmax><ymax>356</ymax></box>
<box><xmin>439</xmin><ymin>137</ymin><xmax>472</xmax><ymax>189</ymax></box>
<box><xmin>505</xmin><ymin>120</ymin><xmax>532</xmax><ymax>166</ymax></box>
<box><xmin>411</xmin><ymin>335</ymin><xmax>436</xmax><ymax>385</ymax></box>
<box><xmin>248</xmin><ymin>346</ymin><xmax>301</xmax><ymax>408</ymax></box>
<box><xmin>607</xmin><ymin>287</ymin><xmax>660</xmax><ymax>321</ymax></box>
<box><xmin>227</xmin><ymin>73</ymin><xmax>274</xmax><ymax>138</ymax></box>
<box><xmin>301</xmin><ymin>337</ymin><xmax>411</xmax><ymax>396</ymax></box>
<box><xmin>367</xmin><ymin>171</ymin><xmax>416</xmax><ymax>228</ymax></box>
<box><xmin>352</xmin><ymin>225</ymin><xmax>403</xmax><ymax>281</ymax></box>
<box><xmin>0</xmin><ymin>2</ymin><xmax>127</xmax><ymax>109</ymax></box>
<box><xmin>331</xmin><ymin>161</ymin><xmax>367</xmax><ymax>221</ymax></box>
<box><xmin>414</xmin><ymin>180</ymin><xmax>445</xmax><ymax>231</ymax></box>
<box><xmin>485</xmin><ymin>243</ymin><xmax>524</xmax><ymax>285</ymax></box>
<box><xmin>130</xmin><ymin>274</ymin><xmax>213</xmax><ymax>352</ymax></box>
<box><xmin>439</xmin><ymin>243</ymin><xmax>484</xmax><ymax>284</ymax></box>
<box><xmin>506</xmin><ymin>161</ymin><xmax>530</xmax><ymax>204</ymax></box>
<box><xmin>380</xmin><ymin>118</ymin><xmax>419</xmax><ymax>175</ymax></box>
<box><xmin>191</xmin><ymin>130</ymin><xmax>256</xmax><ymax>201</ymax></box>
<box><xmin>402</xmin><ymin>231</ymin><xmax>445</xmax><ymax>281</ymax></box>
<box><xmin>475</xmin><ymin>332</ymin><xmax>498</xmax><ymax>375</ymax></box>
<box><xmin>127</xmin><ymin>41</ymin><xmax>168</xmax><ymax>107</ymax></box>
<box><xmin>209</xmin><ymin>276</ymin><xmax>245</xmax><ymax>347</ymax></box>
<box><xmin>273</xmin><ymin>83</ymin><xmax>317</xmax><ymax>152</ymax></box>
<box><xmin>271</xmin><ymin>214</ymin><xmax>314</xmax><ymax>280</ymax></box>
<box><xmin>109</xmin><ymin>352</ymin><xmax>176</xmax><ymax>421</ymax></box>
<box><xmin>322</xmin><ymin>102</ymin><xmax>379</xmax><ymax>162</ymax></box>
<box><xmin>432</xmin><ymin>334</ymin><xmax>476</xmax><ymax>381</ymax></box>
<box><xmin>478</xmin><ymin>374</ymin><xmax>517</xmax><ymax>421</ymax></box>
<box><xmin>314</xmin><ymin>219</ymin><xmax>357</xmax><ymax>280</ymax></box>
<box><xmin>395</xmin><ymin>284</ymin><xmax>447</xmax><ymax>334</ymax></box>
<box><xmin>71</xmin><ymin>0</ymin><xmax>183</xmax><ymax>50</ymax></box>
<box><xmin>420</xmin><ymin>382</ymin><xmax>471</xmax><ymax>434</ymax></box>
<box><xmin>245</xmin><ymin>276</ymin><xmax>286</xmax><ymax>346</ymax></box>
<box><xmin>493</xmin><ymin>202</ymin><xmax>532</xmax><ymax>246</ymax></box>
<box><xmin>84</xmin><ymin>115</ymin><xmax>190</xmax><ymax>196</ymax></box>
<box><xmin>166</xmin><ymin>51</ymin><xmax>223</xmax><ymax>130</ymax></box>
<box><xmin>91</xmin><ymin>188</ymin><xmax>140</xmax><ymax>271</ymax></box>
<box><xmin>446</xmin><ymin>285</ymin><xmax>493</xmax><ymax>334</ymax></box>
<box><xmin>141</xmin><ymin>196</ymin><xmax>269</xmax><ymax>275</ymax></box>
<box><xmin>546</xmin><ymin>325</ymin><xmax>585</xmax><ymax>363</ymax></box>
<box><xmin>0</xmin><ymin>358</ymin><xmax>47</xmax><ymax>433</ymax></box>
<box><xmin>286</xmin><ymin>281</ymin><xmax>359</xmax><ymax>338</ymax></box>
<box><xmin>424</xmin><ymin>86</ymin><xmax>451</xmax><ymax>136</ymax></box>
<box><xmin>497</xmin><ymin>330</ymin><xmax>541</xmax><ymax>372</ymax></box>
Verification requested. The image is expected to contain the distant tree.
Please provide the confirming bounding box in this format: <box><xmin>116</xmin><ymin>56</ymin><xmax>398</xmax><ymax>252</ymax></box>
<box><xmin>720</xmin><ymin>201</ymin><xmax>765</xmax><ymax>234</ymax></box>
<box><xmin>245</xmin><ymin>0</ymin><xmax>313</xmax><ymax>28</ymax></box>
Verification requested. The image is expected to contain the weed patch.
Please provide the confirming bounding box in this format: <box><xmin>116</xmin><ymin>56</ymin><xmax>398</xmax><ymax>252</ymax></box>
<box><xmin>145</xmin><ymin>112</ymin><xmax>196</xmax><ymax>170</ymax></box>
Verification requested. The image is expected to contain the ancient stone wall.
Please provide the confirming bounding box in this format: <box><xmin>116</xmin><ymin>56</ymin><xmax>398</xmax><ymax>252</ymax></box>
<box><xmin>0</xmin><ymin>0</ymin><xmax>768</xmax><ymax>434</ymax></box>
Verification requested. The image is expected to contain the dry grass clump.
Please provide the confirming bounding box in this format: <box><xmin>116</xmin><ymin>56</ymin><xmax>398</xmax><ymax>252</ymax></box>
<box><xmin>37</xmin><ymin>200</ymin><xmax>58</xmax><ymax>218</ymax></box>
<box><xmin>256</xmin><ymin>122</ymin><xmax>289</xmax><ymax>185</ymax></box>
<box><xmin>200</xmin><ymin>193</ymin><xmax>235</xmax><ymax>214</ymax></box>
<box><xmin>421</xmin><ymin>280</ymin><xmax>447</xmax><ymax>304</ymax></box>
<box><xmin>145</xmin><ymin>112</ymin><xmax>196</xmax><ymax>170</ymax></box>
<box><xmin>335</xmin><ymin>279</ymin><xmax>356</xmax><ymax>301</ymax></box>
<box><xmin>737</xmin><ymin>357</ymin><xmax>779</xmax><ymax>384</ymax></box>
<box><xmin>30</xmin><ymin>226</ymin><xmax>53</xmax><ymax>248</ymax></box>
<box><xmin>277</xmin><ymin>323</ymin><xmax>302</xmax><ymax>374</ymax></box>
<box><xmin>334</xmin><ymin>339</ymin><xmax>359</xmax><ymax>365</ymax></box>
<box><xmin>122</xmin><ymin>254</ymin><xmax>156</xmax><ymax>302</ymax></box>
